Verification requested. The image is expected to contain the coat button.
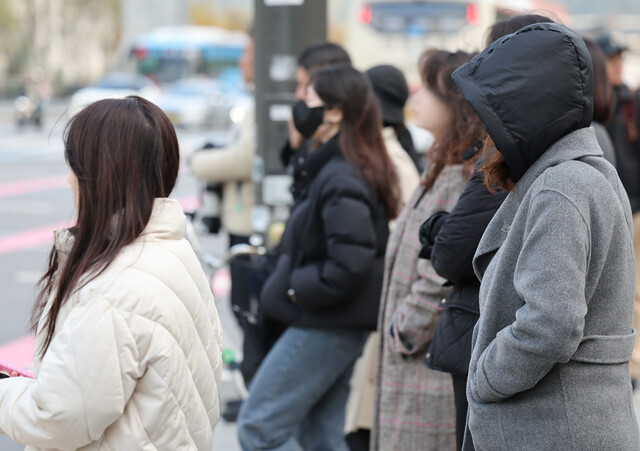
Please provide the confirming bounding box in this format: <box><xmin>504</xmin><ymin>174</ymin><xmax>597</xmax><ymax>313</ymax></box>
<box><xmin>298</xmin><ymin>157</ymin><xmax>304</xmax><ymax>164</ymax></box>
<box><xmin>441</xmin><ymin>299</ymin><xmax>446</xmax><ymax>304</ymax></box>
<box><xmin>426</xmin><ymin>353</ymin><xmax>431</xmax><ymax>359</ymax></box>
<box><xmin>301</xmin><ymin>170</ymin><xmax>308</xmax><ymax>177</ymax></box>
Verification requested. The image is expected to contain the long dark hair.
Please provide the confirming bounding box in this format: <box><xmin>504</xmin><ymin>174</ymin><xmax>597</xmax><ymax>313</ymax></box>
<box><xmin>583</xmin><ymin>37</ymin><xmax>614</xmax><ymax>124</ymax></box>
<box><xmin>486</xmin><ymin>14</ymin><xmax>554</xmax><ymax>46</ymax></box>
<box><xmin>298</xmin><ymin>42</ymin><xmax>351</xmax><ymax>71</ymax></box>
<box><xmin>419</xmin><ymin>50</ymin><xmax>485</xmax><ymax>190</ymax></box>
<box><xmin>32</xmin><ymin>96</ymin><xmax>180</xmax><ymax>356</ymax></box>
<box><xmin>311</xmin><ymin>65</ymin><xmax>400</xmax><ymax>219</ymax></box>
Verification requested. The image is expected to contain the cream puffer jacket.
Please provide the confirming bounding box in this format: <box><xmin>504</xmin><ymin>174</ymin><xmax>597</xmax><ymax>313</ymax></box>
<box><xmin>0</xmin><ymin>198</ymin><xmax>223</xmax><ymax>450</ymax></box>
<box><xmin>191</xmin><ymin>103</ymin><xmax>255</xmax><ymax>236</ymax></box>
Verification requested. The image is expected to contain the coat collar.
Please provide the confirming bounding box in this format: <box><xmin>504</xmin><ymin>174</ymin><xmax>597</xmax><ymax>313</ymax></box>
<box><xmin>382</xmin><ymin>126</ymin><xmax>395</xmax><ymax>141</ymax></box>
<box><xmin>303</xmin><ymin>134</ymin><xmax>342</xmax><ymax>181</ymax></box>
<box><xmin>473</xmin><ymin>127</ymin><xmax>602</xmax><ymax>277</ymax></box>
<box><xmin>54</xmin><ymin>198</ymin><xmax>186</xmax><ymax>258</ymax></box>
<box><xmin>510</xmin><ymin>126</ymin><xmax>603</xmax><ymax>198</ymax></box>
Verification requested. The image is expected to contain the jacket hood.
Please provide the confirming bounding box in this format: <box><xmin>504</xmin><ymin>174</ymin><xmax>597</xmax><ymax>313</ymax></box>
<box><xmin>452</xmin><ymin>22</ymin><xmax>594</xmax><ymax>181</ymax></box>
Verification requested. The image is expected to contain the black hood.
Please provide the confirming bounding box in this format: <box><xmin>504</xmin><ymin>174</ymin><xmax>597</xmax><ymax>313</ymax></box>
<box><xmin>452</xmin><ymin>23</ymin><xmax>594</xmax><ymax>181</ymax></box>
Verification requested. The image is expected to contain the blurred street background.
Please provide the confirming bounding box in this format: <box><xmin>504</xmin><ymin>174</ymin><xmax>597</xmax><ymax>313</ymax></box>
<box><xmin>1</xmin><ymin>0</ymin><xmax>640</xmax><ymax>449</ymax></box>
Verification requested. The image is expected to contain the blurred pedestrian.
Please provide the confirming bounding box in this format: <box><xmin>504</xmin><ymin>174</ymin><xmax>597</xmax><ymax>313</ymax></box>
<box><xmin>372</xmin><ymin>49</ymin><xmax>484</xmax><ymax>451</ymax></box>
<box><xmin>366</xmin><ymin>64</ymin><xmax>424</xmax><ymax>174</ymax></box>
<box><xmin>282</xmin><ymin>42</ymin><xmax>352</xmax><ymax>205</ymax></box>
<box><xmin>344</xmin><ymin>64</ymin><xmax>421</xmax><ymax>451</ymax></box>
<box><xmin>597</xmin><ymin>32</ymin><xmax>640</xmax><ymax>387</ymax></box>
<box><xmin>238</xmin><ymin>65</ymin><xmax>399</xmax><ymax>451</ymax></box>
<box><xmin>583</xmin><ymin>37</ymin><xmax>617</xmax><ymax>167</ymax></box>
<box><xmin>454</xmin><ymin>23</ymin><xmax>638</xmax><ymax>449</ymax></box>
<box><xmin>190</xmin><ymin>35</ymin><xmax>261</xmax><ymax>395</ymax></box>
<box><xmin>0</xmin><ymin>96</ymin><xmax>223</xmax><ymax>450</ymax></box>
<box><xmin>417</xmin><ymin>14</ymin><xmax>552</xmax><ymax>451</ymax></box>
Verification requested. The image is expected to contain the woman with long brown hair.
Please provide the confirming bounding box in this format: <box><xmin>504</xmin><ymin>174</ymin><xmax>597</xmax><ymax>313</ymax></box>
<box><xmin>372</xmin><ymin>49</ymin><xmax>485</xmax><ymax>450</ymax></box>
<box><xmin>0</xmin><ymin>96</ymin><xmax>223</xmax><ymax>450</ymax></box>
<box><xmin>237</xmin><ymin>65</ymin><xmax>399</xmax><ymax>450</ymax></box>
<box><xmin>417</xmin><ymin>15</ymin><xmax>553</xmax><ymax>451</ymax></box>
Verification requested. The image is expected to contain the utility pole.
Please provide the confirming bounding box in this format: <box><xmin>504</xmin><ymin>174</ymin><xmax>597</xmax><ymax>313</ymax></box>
<box><xmin>252</xmin><ymin>0</ymin><xmax>326</xmax><ymax>243</ymax></box>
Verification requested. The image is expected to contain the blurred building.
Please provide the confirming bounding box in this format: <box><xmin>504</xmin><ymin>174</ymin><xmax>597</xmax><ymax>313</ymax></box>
<box><xmin>0</xmin><ymin>0</ymin><xmax>120</xmax><ymax>97</ymax></box>
<box><xmin>335</xmin><ymin>0</ymin><xmax>569</xmax><ymax>88</ymax></box>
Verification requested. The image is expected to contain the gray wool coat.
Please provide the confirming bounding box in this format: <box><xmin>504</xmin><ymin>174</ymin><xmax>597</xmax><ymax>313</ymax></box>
<box><xmin>464</xmin><ymin>128</ymin><xmax>640</xmax><ymax>450</ymax></box>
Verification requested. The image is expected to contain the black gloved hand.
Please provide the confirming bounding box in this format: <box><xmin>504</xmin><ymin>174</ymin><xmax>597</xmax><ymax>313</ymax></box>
<box><xmin>419</xmin><ymin>211</ymin><xmax>450</xmax><ymax>259</ymax></box>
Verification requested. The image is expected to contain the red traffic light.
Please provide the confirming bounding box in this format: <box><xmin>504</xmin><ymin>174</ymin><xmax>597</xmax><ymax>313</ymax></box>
<box><xmin>358</xmin><ymin>4</ymin><xmax>373</xmax><ymax>25</ymax></box>
<box><xmin>466</xmin><ymin>3</ymin><xmax>480</xmax><ymax>25</ymax></box>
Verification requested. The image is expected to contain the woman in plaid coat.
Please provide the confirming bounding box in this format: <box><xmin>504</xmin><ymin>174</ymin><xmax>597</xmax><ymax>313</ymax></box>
<box><xmin>372</xmin><ymin>49</ymin><xmax>485</xmax><ymax>450</ymax></box>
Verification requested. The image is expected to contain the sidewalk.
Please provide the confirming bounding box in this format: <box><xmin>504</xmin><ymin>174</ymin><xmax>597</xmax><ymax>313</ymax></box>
<box><xmin>212</xmin><ymin>384</ymin><xmax>640</xmax><ymax>450</ymax></box>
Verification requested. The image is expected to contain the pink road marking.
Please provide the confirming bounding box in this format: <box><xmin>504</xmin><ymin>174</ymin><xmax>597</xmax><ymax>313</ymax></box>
<box><xmin>0</xmin><ymin>335</ymin><xmax>35</xmax><ymax>371</ymax></box>
<box><xmin>0</xmin><ymin>174</ymin><xmax>69</xmax><ymax>199</ymax></box>
<box><xmin>177</xmin><ymin>195</ymin><xmax>199</xmax><ymax>212</ymax></box>
<box><xmin>212</xmin><ymin>268</ymin><xmax>231</xmax><ymax>298</ymax></box>
<box><xmin>0</xmin><ymin>220</ymin><xmax>73</xmax><ymax>254</ymax></box>
<box><xmin>0</xmin><ymin>196</ymin><xmax>199</xmax><ymax>255</ymax></box>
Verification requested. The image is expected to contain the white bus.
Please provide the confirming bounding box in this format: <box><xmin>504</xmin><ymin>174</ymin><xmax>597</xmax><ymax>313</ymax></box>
<box><xmin>126</xmin><ymin>26</ymin><xmax>249</xmax><ymax>88</ymax></box>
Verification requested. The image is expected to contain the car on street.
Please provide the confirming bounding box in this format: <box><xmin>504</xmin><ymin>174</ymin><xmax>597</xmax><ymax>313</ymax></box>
<box><xmin>156</xmin><ymin>78</ymin><xmax>245</xmax><ymax>130</ymax></box>
<box><xmin>69</xmin><ymin>72</ymin><xmax>161</xmax><ymax>114</ymax></box>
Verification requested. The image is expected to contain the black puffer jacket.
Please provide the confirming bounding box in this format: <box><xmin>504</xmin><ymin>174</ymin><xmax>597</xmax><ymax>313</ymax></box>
<box><xmin>261</xmin><ymin>136</ymin><xmax>389</xmax><ymax>330</ymax></box>
<box><xmin>280</xmin><ymin>139</ymin><xmax>312</xmax><ymax>208</ymax></box>
<box><xmin>606</xmin><ymin>85</ymin><xmax>640</xmax><ymax>212</ymax></box>
<box><xmin>420</xmin><ymin>158</ymin><xmax>508</xmax><ymax>376</ymax></box>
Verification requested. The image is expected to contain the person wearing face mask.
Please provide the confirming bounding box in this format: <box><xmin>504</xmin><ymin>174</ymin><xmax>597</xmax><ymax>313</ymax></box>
<box><xmin>283</xmin><ymin>43</ymin><xmax>352</xmax><ymax>205</ymax></box>
<box><xmin>282</xmin><ymin>42</ymin><xmax>352</xmax><ymax>158</ymax></box>
<box><xmin>237</xmin><ymin>65</ymin><xmax>400</xmax><ymax>451</ymax></box>
<box><xmin>286</xmin><ymin>42</ymin><xmax>352</xmax><ymax>148</ymax></box>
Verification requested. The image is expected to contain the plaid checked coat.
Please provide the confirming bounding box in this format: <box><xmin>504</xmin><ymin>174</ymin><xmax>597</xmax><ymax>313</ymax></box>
<box><xmin>372</xmin><ymin>164</ymin><xmax>466</xmax><ymax>450</ymax></box>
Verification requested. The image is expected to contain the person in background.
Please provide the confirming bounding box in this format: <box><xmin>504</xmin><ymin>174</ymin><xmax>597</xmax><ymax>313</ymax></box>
<box><xmin>366</xmin><ymin>64</ymin><xmax>424</xmax><ymax>174</ymax></box>
<box><xmin>455</xmin><ymin>23</ymin><xmax>638</xmax><ymax>449</ymax></box>
<box><xmin>238</xmin><ymin>65</ymin><xmax>399</xmax><ymax>451</ymax></box>
<box><xmin>597</xmin><ymin>32</ymin><xmax>640</xmax><ymax>387</ymax></box>
<box><xmin>281</xmin><ymin>42</ymin><xmax>352</xmax><ymax>205</ymax></box>
<box><xmin>583</xmin><ymin>37</ymin><xmax>617</xmax><ymax>167</ymax></box>
<box><xmin>365</xmin><ymin>64</ymin><xmax>421</xmax><ymax>212</ymax></box>
<box><xmin>0</xmin><ymin>97</ymin><xmax>223</xmax><ymax>450</ymax></box>
<box><xmin>418</xmin><ymin>14</ymin><xmax>553</xmax><ymax>451</ymax></box>
<box><xmin>372</xmin><ymin>49</ymin><xmax>484</xmax><ymax>451</ymax></box>
<box><xmin>344</xmin><ymin>64</ymin><xmax>421</xmax><ymax>451</ymax></box>
<box><xmin>190</xmin><ymin>35</ymin><xmax>260</xmax><ymax>400</ymax></box>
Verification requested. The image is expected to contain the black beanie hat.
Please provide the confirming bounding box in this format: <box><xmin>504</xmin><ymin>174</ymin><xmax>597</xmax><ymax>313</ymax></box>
<box><xmin>365</xmin><ymin>64</ymin><xmax>409</xmax><ymax>125</ymax></box>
